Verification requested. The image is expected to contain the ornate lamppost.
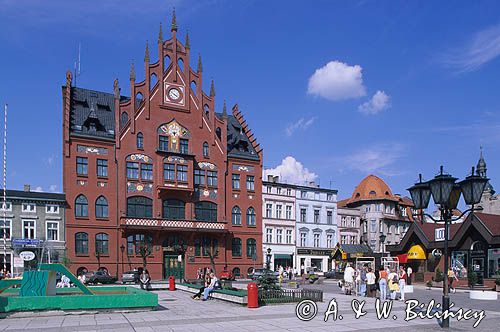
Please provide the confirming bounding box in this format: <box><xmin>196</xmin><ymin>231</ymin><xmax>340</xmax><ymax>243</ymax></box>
<box><xmin>407</xmin><ymin>166</ymin><xmax>488</xmax><ymax>328</ymax></box>
<box><xmin>95</xmin><ymin>250</ymin><xmax>101</xmax><ymax>270</ymax></box>
<box><xmin>120</xmin><ymin>244</ymin><xmax>125</xmax><ymax>276</ymax></box>
<box><xmin>266</xmin><ymin>247</ymin><xmax>272</xmax><ymax>270</ymax></box>
<box><xmin>379</xmin><ymin>234</ymin><xmax>386</xmax><ymax>256</ymax></box>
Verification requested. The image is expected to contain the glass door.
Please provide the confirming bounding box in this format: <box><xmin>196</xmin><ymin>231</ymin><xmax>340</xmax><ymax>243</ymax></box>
<box><xmin>163</xmin><ymin>254</ymin><xmax>184</xmax><ymax>281</ymax></box>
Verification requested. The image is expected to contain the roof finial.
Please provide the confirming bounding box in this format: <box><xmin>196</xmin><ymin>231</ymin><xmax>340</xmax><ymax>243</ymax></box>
<box><xmin>113</xmin><ymin>79</ymin><xmax>119</xmax><ymax>99</ymax></box>
<box><xmin>197</xmin><ymin>54</ymin><xmax>203</xmax><ymax>73</ymax></box>
<box><xmin>477</xmin><ymin>145</ymin><xmax>487</xmax><ymax>177</ymax></box>
<box><xmin>144</xmin><ymin>41</ymin><xmax>150</xmax><ymax>62</ymax></box>
<box><xmin>210</xmin><ymin>80</ymin><xmax>215</xmax><ymax>97</ymax></box>
<box><xmin>222</xmin><ymin>100</ymin><xmax>228</xmax><ymax>118</ymax></box>
<box><xmin>158</xmin><ymin>22</ymin><xmax>163</xmax><ymax>43</ymax></box>
<box><xmin>130</xmin><ymin>61</ymin><xmax>135</xmax><ymax>81</ymax></box>
<box><xmin>185</xmin><ymin>30</ymin><xmax>190</xmax><ymax>49</ymax></box>
<box><xmin>171</xmin><ymin>7</ymin><xmax>178</xmax><ymax>31</ymax></box>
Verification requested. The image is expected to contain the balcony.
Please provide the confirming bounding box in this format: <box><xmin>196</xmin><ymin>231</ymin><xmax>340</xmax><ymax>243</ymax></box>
<box><xmin>120</xmin><ymin>217</ymin><xmax>227</xmax><ymax>232</ymax></box>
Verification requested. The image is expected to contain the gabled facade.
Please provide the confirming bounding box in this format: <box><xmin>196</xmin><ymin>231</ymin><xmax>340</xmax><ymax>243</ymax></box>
<box><xmin>62</xmin><ymin>13</ymin><xmax>263</xmax><ymax>280</ymax></box>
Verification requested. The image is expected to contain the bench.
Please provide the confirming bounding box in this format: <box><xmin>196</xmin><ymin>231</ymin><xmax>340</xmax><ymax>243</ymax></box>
<box><xmin>176</xmin><ymin>283</ymin><xmax>247</xmax><ymax>305</ymax></box>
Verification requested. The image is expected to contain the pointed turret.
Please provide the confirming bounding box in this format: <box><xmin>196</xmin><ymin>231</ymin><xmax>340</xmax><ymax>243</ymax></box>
<box><xmin>477</xmin><ymin>146</ymin><xmax>487</xmax><ymax>177</ymax></box>
<box><xmin>130</xmin><ymin>61</ymin><xmax>135</xmax><ymax>81</ymax></box>
<box><xmin>113</xmin><ymin>79</ymin><xmax>119</xmax><ymax>99</ymax></box>
<box><xmin>210</xmin><ymin>80</ymin><xmax>215</xmax><ymax>97</ymax></box>
<box><xmin>171</xmin><ymin>8</ymin><xmax>178</xmax><ymax>31</ymax></box>
<box><xmin>185</xmin><ymin>30</ymin><xmax>190</xmax><ymax>49</ymax></box>
<box><xmin>158</xmin><ymin>22</ymin><xmax>163</xmax><ymax>43</ymax></box>
<box><xmin>222</xmin><ymin>100</ymin><xmax>228</xmax><ymax>119</ymax></box>
<box><xmin>144</xmin><ymin>41</ymin><xmax>150</xmax><ymax>63</ymax></box>
<box><xmin>197</xmin><ymin>54</ymin><xmax>203</xmax><ymax>73</ymax></box>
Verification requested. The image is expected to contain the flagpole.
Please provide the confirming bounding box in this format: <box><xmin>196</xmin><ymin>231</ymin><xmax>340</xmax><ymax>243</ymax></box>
<box><xmin>3</xmin><ymin>104</ymin><xmax>7</xmax><ymax>274</ymax></box>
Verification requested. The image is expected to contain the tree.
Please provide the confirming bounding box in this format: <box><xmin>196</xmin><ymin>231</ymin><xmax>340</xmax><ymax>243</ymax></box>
<box><xmin>137</xmin><ymin>243</ymin><xmax>152</xmax><ymax>269</ymax></box>
<box><xmin>205</xmin><ymin>245</ymin><xmax>218</xmax><ymax>274</ymax></box>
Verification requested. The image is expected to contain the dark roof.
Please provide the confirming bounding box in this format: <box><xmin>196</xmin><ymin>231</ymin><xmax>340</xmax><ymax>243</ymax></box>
<box><xmin>474</xmin><ymin>212</ymin><xmax>500</xmax><ymax>236</ymax></box>
<box><xmin>337</xmin><ymin>244</ymin><xmax>372</xmax><ymax>254</ymax></box>
<box><xmin>5</xmin><ymin>189</ymin><xmax>66</xmax><ymax>203</ymax></box>
<box><xmin>225</xmin><ymin>115</ymin><xmax>260</xmax><ymax>161</ymax></box>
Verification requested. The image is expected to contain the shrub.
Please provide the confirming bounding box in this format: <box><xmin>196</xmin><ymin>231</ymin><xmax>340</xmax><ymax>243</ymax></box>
<box><xmin>435</xmin><ymin>268</ymin><xmax>444</xmax><ymax>283</ymax></box>
<box><xmin>426</xmin><ymin>280</ymin><xmax>433</xmax><ymax>288</ymax></box>
<box><xmin>467</xmin><ymin>266</ymin><xmax>478</xmax><ymax>288</ymax></box>
<box><xmin>495</xmin><ymin>277</ymin><xmax>500</xmax><ymax>286</ymax></box>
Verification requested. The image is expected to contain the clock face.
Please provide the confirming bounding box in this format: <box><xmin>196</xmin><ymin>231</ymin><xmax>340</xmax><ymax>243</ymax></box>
<box><xmin>168</xmin><ymin>88</ymin><xmax>180</xmax><ymax>100</ymax></box>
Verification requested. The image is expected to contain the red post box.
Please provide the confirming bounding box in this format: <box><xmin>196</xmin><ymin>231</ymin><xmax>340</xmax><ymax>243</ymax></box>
<box><xmin>247</xmin><ymin>282</ymin><xmax>258</xmax><ymax>308</ymax></box>
<box><xmin>169</xmin><ymin>276</ymin><xmax>175</xmax><ymax>291</ymax></box>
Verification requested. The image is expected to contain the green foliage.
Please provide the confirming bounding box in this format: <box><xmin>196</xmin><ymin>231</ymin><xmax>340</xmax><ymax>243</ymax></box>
<box><xmin>467</xmin><ymin>266</ymin><xmax>478</xmax><ymax>288</ymax></box>
<box><xmin>426</xmin><ymin>280</ymin><xmax>433</xmax><ymax>288</ymax></box>
<box><xmin>61</xmin><ymin>255</ymin><xmax>72</xmax><ymax>268</ymax></box>
<box><xmin>257</xmin><ymin>271</ymin><xmax>280</xmax><ymax>290</ymax></box>
<box><xmin>494</xmin><ymin>277</ymin><xmax>500</xmax><ymax>286</ymax></box>
<box><xmin>434</xmin><ymin>268</ymin><xmax>444</xmax><ymax>283</ymax></box>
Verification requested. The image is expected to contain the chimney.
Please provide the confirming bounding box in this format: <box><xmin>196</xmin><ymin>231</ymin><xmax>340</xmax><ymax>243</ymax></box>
<box><xmin>267</xmin><ymin>175</ymin><xmax>274</xmax><ymax>182</ymax></box>
<box><xmin>273</xmin><ymin>176</ymin><xmax>279</xmax><ymax>183</ymax></box>
<box><xmin>24</xmin><ymin>184</ymin><xmax>30</xmax><ymax>192</ymax></box>
<box><xmin>309</xmin><ymin>181</ymin><xmax>315</xmax><ymax>187</ymax></box>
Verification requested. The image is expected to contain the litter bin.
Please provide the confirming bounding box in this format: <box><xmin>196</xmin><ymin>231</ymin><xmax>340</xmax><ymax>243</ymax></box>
<box><xmin>247</xmin><ymin>282</ymin><xmax>258</xmax><ymax>308</ymax></box>
<box><xmin>169</xmin><ymin>276</ymin><xmax>175</xmax><ymax>291</ymax></box>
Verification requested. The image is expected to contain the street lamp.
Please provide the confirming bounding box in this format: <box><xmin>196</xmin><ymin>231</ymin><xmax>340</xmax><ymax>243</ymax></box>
<box><xmin>407</xmin><ymin>166</ymin><xmax>488</xmax><ymax>328</ymax></box>
<box><xmin>120</xmin><ymin>244</ymin><xmax>125</xmax><ymax>276</ymax></box>
<box><xmin>94</xmin><ymin>250</ymin><xmax>101</xmax><ymax>269</ymax></box>
<box><xmin>379</xmin><ymin>234</ymin><xmax>386</xmax><ymax>255</ymax></box>
<box><xmin>266</xmin><ymin>247</ymin><xmax>272</xmax><ymax>270</ymax></box>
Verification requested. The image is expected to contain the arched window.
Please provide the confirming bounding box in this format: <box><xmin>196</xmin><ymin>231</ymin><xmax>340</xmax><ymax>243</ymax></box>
<box><xmin>135</xmin><ymin>92</ymin><xmax>144</xmax><ymax>109</ymax></box>
<box><xmin>204</xmin><ymin>104</ymin><xmax>210</xmax><ymax>118</ymax></box>
<box><xmin>162</xmin><ymin>235</ymin><xmax>186</xmax><ymax>250</ymax></box>
<box><xmin>195</xmin><ymin>201</ymin><xmax>217</xmax><ymax>222</ymax></box>
<box><xmin>203</xmin><ymin>142</ymin><xmax>209</xmax><ymax>158</ymax></box>
<box><xmin>150</xmin><ymin>73</ymin><xmax>158</xmax><ymax>90</ymax></box>
<box><xmin>216</xmin><ymin>127</ymin><xmax>221</xmax><ymax>140</ymax></box>
<box><xmin>232</xmin><ymin>206</ymin><xmax>241</xmax><ymax>225</ymax></box>
<box><xmin>137</xmin><ymin>132</ymin><xmax>144</xmax><ymax>149</ymax></box>
<box><xmin>246</xmin><ymin>207</ymin><xmax>256</xmax><ymax>226</ymax></box>
<box><xmin>75</xmin><ymin>195</ymin><xmax>88</xmax><ymax>217</ymax></box>
<box><xmin>163</xmin><ymin>55</ymin><xmax>170</xmax><ymax>72</ymax></box>
<box><xmin>163</xmin><ymin>199</ymin><xmax>185</xmax><ymax>220</ymax></box>
<box><xmin>194</xmin><ymin>236</ymin><xmax>218</xmax><ymax>257</ymax></box>
<box><xmin>246</xmin><ymin>238</ymin><xmax>256</xmax><ymax>258</ymax></box>
<box><xmin>127</xmin><ymin>234</ymin><xmax>153</xmax><ymax>255</ymax></box>
<box><xmin>95</xmin><ymin>233</ymin><xmax>109</xmax><ymax>254</ymax></box>
<box><xmin>75</xmin><ymin>232</ymin><xmax>88</xmax><ymax>254</ymax></box>
<box><xmin>127</xmin><ymin>196</ymin><xmax>152</xmax><ymax>218</ymax></box>
<box><xmin>95</xmin><ymin>196</ymin><xmax>108</xmax><ymax>218</ymax></box>
<box><xmin>120</xmin><ymin>112</ymin><xmax>129</xmax><ymax>128</ymax></box>
<box><xmin>190</xmin><ymin>81</ymin><xmax>197</xmax><ymax>96</ymax></box>
<box><xmin>247</xmin><ymin>267</ymin><xmax>254</xmax><ymax>278</ymax></box>
<box><xmin>76</xmin><ymin>267</ymin><xmax>88</xmax><ymax>277</ymax></box>
<box><xmin>232</xmin><ymin>267</ymin><xmax>240</xmax><ymax>278</ymax></box>
<box><xmin>178</xmin><ymin>58</ymin><xmax>184</xmax><ymax>72</ymax></box>
<box><xmin>232</xmin><ymin>237</ymin><xmax>242</xmax><ymax>257</ymax></box>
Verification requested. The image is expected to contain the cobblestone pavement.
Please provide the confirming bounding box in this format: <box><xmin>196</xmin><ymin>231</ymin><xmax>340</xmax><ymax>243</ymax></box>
<box><xmin>0</xmin><ymin>289</ymin><xmax>498</xmax><ymax>331</ymax></box>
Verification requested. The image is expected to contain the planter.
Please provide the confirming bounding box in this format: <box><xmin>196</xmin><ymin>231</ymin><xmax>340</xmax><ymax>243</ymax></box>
<box><xmin>469</xmin><ymin>290</ymin><xmax>498</xmax><ymax>300</ymax></box>
<box><xmin>496</xmin><ymin>285</ymin><xmax>500</xmax><ymax>292</ymax></box>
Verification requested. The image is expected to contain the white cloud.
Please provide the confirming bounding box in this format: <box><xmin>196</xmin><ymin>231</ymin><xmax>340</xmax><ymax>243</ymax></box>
<box><xmin>307</xmin><ymin>61</ymin><xmax>366</xmax><ymax>101</ymax></box>
<box><xmin>49</xmin><ymin>184</ymin><xmax>58</xmax><ymax>192</ymax></box>
<box><xmin>264</xmin><ymin>156</ymin><xmax>318</xmax><ymax>185</ymax></box>
<box><xmin>33</xmin><ymin>186</ymin><xmax>43</xmax><ymax>192</ymax></box>
<box><xmin>441</xmin><ymin>23</ymin><xmax>500</xmax><ymax>73</ymax></box>
<box><xmin>343</xmin><ymin>143</ymin><xmax>406</xmax><ymax>175</ymax></box>
<box><xmin>285</xmin><ymin>117</ymin><xmax>317</xmax><ymax>137</ymax></box>
<box><xmin>358</xmin><ymin>90</ymin><xmax>390</xmax><ymax>115</ymax></box>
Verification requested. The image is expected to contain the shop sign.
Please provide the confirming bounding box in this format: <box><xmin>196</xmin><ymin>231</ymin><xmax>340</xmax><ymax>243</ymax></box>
<box><xmin>435</xmin><ymin>228</ymin><xmax>449</xmax><ymax>241</ymax></box>
<box><xmin>19</xmin><ymin>251</ymin><xmax>35</xmax><ymax>261</ymax></box>
<box><xmin>13</xmin><ymin>257</ymin><xmax>24</xmax><ymax>267</ymax></box>
<box><xmin>12</xmin><ymin>238</ymin><xmax>42</xmax><ymax>247</ymax></box>
<box><xmin>431</xmin><ymin>249</ymin><xmax>442</xmax><ymax>258</ymax></box>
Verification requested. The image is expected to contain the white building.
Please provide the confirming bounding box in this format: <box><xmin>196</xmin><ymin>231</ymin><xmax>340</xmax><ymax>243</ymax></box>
<box><xmin>337</xmin><ymin>206</ymin><xmax>361</xmax><ymax>245</ymax></box>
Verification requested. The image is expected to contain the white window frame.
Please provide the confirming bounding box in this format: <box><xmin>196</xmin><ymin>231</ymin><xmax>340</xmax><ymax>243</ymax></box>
<box><xmin>285</xmin><ymin>205</ymin><xmax>292</xmax><ymax>219</ymax></box>
<box><xmin>22</xmin><ymin>203</ymin><xmax>36</xmax><ymax>213</ymax></box>
<box><xmin>0</xmin><ymin>202</ymin><xmax>12</xmax><ymax>212</ymax></box>
<box><xmin>276</xmin><ymin>229</ymin><xmax>283</xmax><ymax>244</ymax></box>
<box><xmin>22</xmin><ymin>219</ymin><xmax>36</xmax><ymax>239</ymax></box>
<box><xmin>326</xmin><ymin>234</ymin><xmax>333</xmax><ymax>248</ymax></box>
<box><xmin>0</xmin><ymin>218</ymin><xmax>11</xmax><ymax>240</ymax></box>
<box><xmin>300</xmin><ymin>232</ymin><xmax>307</xmax><ymax>247</ymax></box>
<box><xmin>46</xmin><ymin>221</ymin><xmax>59</xmax><ymax>241</ymax></box>
<box><xmin>46</xmin><ymin>204</ymin><xmax>60</xmax><ymax>214</ymax></box>
<box><xmin>276</xmin><ymin>205</ymin><xmax>282</xmax><ymax>219</ymax></box>
<box><xmin>285</xmin><ymin>229</ymin><xmax>292</xmax><ymax>244</ymax></box>
<box><xmin>313</xmin><ymin>233</ymin><xmax>320</xmax><ymax>247</ymax></box>
<box><xmin>266</xmin><ymin>228</ymin><xmax>273</xmax><ymax>243</ymax></box>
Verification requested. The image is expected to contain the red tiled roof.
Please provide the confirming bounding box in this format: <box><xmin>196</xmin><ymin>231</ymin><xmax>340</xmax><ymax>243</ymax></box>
<box><xmin>474</xmin><ymin>212</ymin><xmax>500</xmax><ymax>236</ymax></box>
<box><xmin>417</xmin><ymin>222</ymin><xmax>462</xmax><ymax>241</ymax></box>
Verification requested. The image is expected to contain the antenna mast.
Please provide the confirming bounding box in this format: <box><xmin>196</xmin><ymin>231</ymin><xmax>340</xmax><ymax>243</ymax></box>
<box><xmin>2</xmin><ymin>104</ymin><xmax>7</xmax><ymax>274</ymax></box>
<box><xmin>74</xmin><ymin>43</ymin><xmax>81</xmax><ymax>87</ymax></box>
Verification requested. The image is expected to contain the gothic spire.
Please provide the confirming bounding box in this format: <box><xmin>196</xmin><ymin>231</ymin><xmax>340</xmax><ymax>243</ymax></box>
<box><xmin>197</xmin><ymin>54</ymin><xmax>203</xmax><ymax>73</ymax></box>
<box><xmin>185</xmin><ymin>30</ymin><xmax>190</xmax><ymax>49</ymax></box>
<box><xmin>222</xmin><ymin>100</ymin><xmax>228</xmax><ymax>118</ymax></box>
<box><xmin>477</xmin><ymin>146</ymin><xmax>487</xmax><ymax>177</ymax></box>
<box><xmin>130</xmin><ymin>61</ymin><xmax>135</xmax><ymax>81</ymax></box>
<box><xmin>171</xmin><ymin>8</ymin><xmax>178</xmax><ymax>31</ymax></box>
<box><xmin>158</xmin><ymin>22</ymin><xmax>163</xmax><ymax>43</ymax></box>
<box><xmin>210</xmin><ymin>80</ymin><xmax>215</xmax><ymax>97</ymax></box>
<box><xmin>144</xmin><ymin>41</ymin><xmax>150</xmax><ymax>62</ymax></box>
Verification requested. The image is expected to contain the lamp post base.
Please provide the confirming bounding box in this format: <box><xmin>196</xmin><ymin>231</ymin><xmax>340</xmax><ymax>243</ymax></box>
<box><xmin>441</xmin><ymin>295</ymin><xmax>450</xmax><ymax>328</ymax></box>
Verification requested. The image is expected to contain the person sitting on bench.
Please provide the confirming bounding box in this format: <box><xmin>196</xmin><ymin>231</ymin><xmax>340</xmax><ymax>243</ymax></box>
<box><xmin>202</xmin><ymin>273</ymin><xmax>218</xmax><ymax>301</ymax></box>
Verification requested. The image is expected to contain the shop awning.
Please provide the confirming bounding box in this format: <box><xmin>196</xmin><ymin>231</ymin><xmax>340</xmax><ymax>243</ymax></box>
<box><xmin>274</xmin><ymin>254</ymin><xmax>293</xmax><ymax>259</ymax></box>
<box><xmin>407</xmin><ymin>245</ymin><xmax>426</xmax><ymax>260</ymax></box>
<box><xmin>396</xmin><ymin>253</ymin><xmax>408</xmax><ymax>264</ymax></box>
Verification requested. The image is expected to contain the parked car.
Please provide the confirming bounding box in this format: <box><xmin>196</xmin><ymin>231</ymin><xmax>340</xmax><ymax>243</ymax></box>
<box><xmin>251</xmin><ymin>268</ymin><xmax>279</xmax><ymax>280</ymax></box>
<box><xmin>85</xmin><ymin>271</ymin><xmax>117</xmax><ymax>285</ymax></box>
<box><xmin>121</xmin><ymin>270</ymin><xmax>141</xmax><ymax>284</ymax></box>
<box><xmin>324</xmin><ymin>269</ymin><xmax>337</xmax><ymax>279</ymax></box>
<box><xmin>219</xmin><ymin>270</ymin><xmax>234</xmax><ymax>281</ymax></box>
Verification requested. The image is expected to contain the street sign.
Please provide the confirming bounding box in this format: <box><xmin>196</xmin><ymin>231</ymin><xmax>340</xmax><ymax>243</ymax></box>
<box><xmin>12</xmin><ymin>238</ymin><xmax>41</xmax><ymax>247</ymax></box>
<box><xmin>434</xmin><ymin>228</ymin><xmax>449</xmax><ymax>241</ymax></box>
<box><xmin>432</xmin><ymin>249</ymin><xmax>442</xmax><ymax>258</ymax></box>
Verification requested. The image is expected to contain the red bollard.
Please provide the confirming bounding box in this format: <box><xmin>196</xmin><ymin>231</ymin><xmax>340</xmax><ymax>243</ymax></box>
<box><xmin>247</xmin><ymin>282</ymin><xmax>258</xmax><ymax>308</ymax></box>
<box><xmin>169</xmin><ymin>276</ymin><xmax>175</xmax><ymax>291</ymax></box>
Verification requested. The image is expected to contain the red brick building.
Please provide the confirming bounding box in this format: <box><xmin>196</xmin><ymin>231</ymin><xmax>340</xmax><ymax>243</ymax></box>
<box><xmin>62</xmin><ymin>14</ymin><xmax>263</xmax><ymax>280</ymax></box>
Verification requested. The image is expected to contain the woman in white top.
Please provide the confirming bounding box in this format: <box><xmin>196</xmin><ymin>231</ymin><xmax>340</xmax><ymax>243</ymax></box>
<box><xmin>366</xmin><ymin>268</ymin><xmax>376</xmax><ymax>297</ymax></box>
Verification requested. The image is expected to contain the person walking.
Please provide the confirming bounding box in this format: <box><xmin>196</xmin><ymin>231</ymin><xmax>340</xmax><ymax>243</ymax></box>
<box><xmin>366</xmin><ymin>268</ymin><xmax>376</xmax><ymax>297</ymax></box>
<box><xmin>388</xmin><ymin>268</ymin><xmax>399</xmax><ymax>300</ymax></box>
<box><xmin>343</xmin><ymin>263</ymin><xmax>355</xmax><ymax>295</ymax></box>
<box><xmin>359</xmin><ymin>265</ymin><xmax>367</xmax><ymax>297</ymax></box>
<box><xmin>448</xmin><ymin>267</ymin><xmax>458</xmax><ymax>293</ymax></box>
<box><xmin>378</xmin><ymin>267</ymin><xmax>388</xmax><ymax>301</ymax></box>
<box><xmin>398</xmin><ymin>266</ymin><xmax>407</xmax><ymax>301</ymax></box>
<box><xmin>140</xmin><ymin>270</ymin><xmax>151</xmax><ymax>291</ymax></box>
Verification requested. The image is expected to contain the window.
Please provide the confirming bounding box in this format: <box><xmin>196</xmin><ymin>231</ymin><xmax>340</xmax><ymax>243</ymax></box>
<box><xmin>232</xmin><ymin>238</ymin><xmax>242</xmax><ymax>257</ymax></box>
<box><xmin>396</xmin><ymin>224</ymin><xmax>401</xmax><ymax>235</ymax></box>
<box><xmin>363</xmin><ymin>221</ymin><xmax>368</xmax><ymax>233</ymax></box>
<box><xmin>266</xmin><ymin>186</ymin><xmax>271</xmax><ymax>194</ymax></box>
<box><xmin>375</xmin><ymin>204</ymin><xmax>381</xmax><ymax>212</ymax></box>
<box><xmin>276</xmin><ymin>205</ymin><xmax>282</xmax><ymax>219</ymax></box>
<box><xmin>75</xmin><ymin>232</ymin><xmax>88</xmax><ymax>255</ymax></box>
<box><xmin>286</xmin><ymin>230</ymin><xmax>292</xmax><ymax>244</ymax></box>
<box><xmin>301</xmin><ymin>191</ymin><xmax>307</xmax><ymax>199</ymax></box>
<box><xmin>179</xmin><ymin>138</ymin><xmax>189</xmax><ymax>154</ymax></box>
<box><xmin>76</xmin><ymin>157</ymin><xmax>88</xmax><ymax>176</ymax></box>
<box><xmin>177</xmin><ymin>165</ymin><xmax>188</xmax><ymax>182</ymax></box>
<box><xmin>314</xmin><ymin>209</ymin><xmax>320</xmax><ymax>223</ymax></box>
<box><xmin>195</xmin><ymin>201</ymin><xmax>217</xmax><ymax>222</ymax></box>
<box><xmin>216</xmin><ymin>127</ymin><xmax>221</xmax><ymax>140</ymax></box>
<box><xmin>127</xmin><ymin>196</ymin><xmax>153</xmax><ymax>218</ymax></box>
<box><xmin>266</xmin><ymin>228</ymin><xmax>273</xmax><ymax>243</ymax></box>
<box><xmin>370</xmin><ymin>219</ymin><xmax>377</xmax><ymax>232</ymax></box>
<box><xmin>203</xmin><ymin>142</ymin><xmax>209</xmax><ymax>157</ymax></box>
<box><xmin>286</xmin><ymin>188</ymin><xmax>291</xmax><ymax>196</ymax></box>
<box><xmin>286</xmin><ymin>206</ymin><xmax>292</xmax><ymax>219</ymax></box>
<box><xmin>232</xmin><ymin>206</ymin><xmax>241</xmax><ymax>225</ymax></box>
<box><xmin>277</xmin><ymin>188</ymin><xmax>281</xmax><ymax>195</ymax></box>
<box><xmin>207</xmin><ymin>171</ymin><xmax>218</xmax><ymax>187</ymax></box>
<box><xmin>341</xmin><ymin>216</ymin><xmax>347</xmax><ymax>227</ymax></box>
<box><xmin>327</xmin><ymin>193</ymin><xmax>333</xmax><ymax>201</ymax></box>
<box><xmin>45</xmin><ymin>204</ymin><xmax>59</xmax><ymax>213</ymax></box>
<box><xmin>164</xmin><ymin>163</ymin><xmax>175</xmax><ymax>181</ymax></box>
<box><xmin>232</xmin><ymin>267</ymin><xmax>241</xmax><ymax>278</ymax></box>
<box><xmin>300</xmin><ymin>232</ymin><xmax>307</xmax><ymax>247</ymax></box>
<box><xmin>265</xmin><ymin>204</ymin><xmax>272</xmax><ymax>218</ymax></box>
<box><xmin>46</xmin><ymin>222</ymin><xmax>59</xmax><ymax>241</ymax></box>
<box><xmin>95</xmin><ymin>233</ymin><xmax>109</xmax><ymax>255</ymax></box>
<box><xmin>350</xmin><ymin>236</ymin><xmax>356</xmax><ymax>244</ymax></box>
<box><xmin>96</xmin><ymin>159</ymin><xmax>108</xmax><ymax>177</ymax></box>
<box><xmin>232</xmin><ymin>174</ymin><xmax>240</xmax><ymax>190</ymax></box>
<box><xmin>246</xmin><ymin>238</ymin><xmax>256</xmax><ymax>258</ymax></box>
<box><xmin>327</xmin><ymin>210</ymin><xmax>333</xmax><ymax>224</ymax></box>
<box><xmin>246</xmin><ymin>176</ymin><xmax>255</xmax><ymax>191</ymax></box>
<box><xmin>194</xmin><ymin>169</ymin><xmax>205</xmax><ymax>186</ymax></box>
<box><xmin>246</xmin><ymin>207</ymin><xmax>256</xmax><ymax>226</ymax></box>
<box><xmin>163</xmin><ymin>199</ymin><xmax>185</xmax><ymax>220</ymax></box>
<box><xmin>0</xmin><ymin>202</ymin><xmax>11</xmax><ymax>211</ymax></box>
<box><xmin>120</xmin><ymin>112</ymin><xmax>129</xmax><ymax>128</ymax></box>
<box><xmin>127</xmin><ymin>162</ymin><xmax>139</xmax><ymax>179</ymax></box>
<box><xmin>95</xmin><ymin>196</ymin><xmax>109</xmax><ymax>218</ymax></box>
<box><xmin>22</xmin><ymin>203</ymin><xmax>36</xmax><ymax>213</ymax></box>
<box><xmin>351</xmin><ymin>218</ymin><xmax>356</xmax><ymax>227</ymax></box>
<box><xmin>75</xmin><ymin>195</ymin><xmax>88</xmax><ymax>217</ymax></box>
<box><xmin>0</xmin><ymin>219</ymin><xmax>11</xmax><ymax>240</ymax></box>
<box><xmin>276</xmin><ymin>229</ymin><xmax>283</xmax><ymax>243</ymax></box>
<box><xmin>23</xmin><ymin>220</ymin><xmax>35</xmax><ymax>239</ymax></box>
<box><xmin>127</xmin><ymin>234</ymin><xmax>153</xmax><ymax>255</ymax></box>
<box><xmin>159</xmin><ymin>135</ymin><xmax>169</xmax><ymax>151</ymax></box>
<box><xmin>137</xmin><ymin>133</ymin><xmax>144</xmax><ymax>149</ymax></box>
<box><xmin>300</xmin><ymin>208</ymin><xmax>307</xmax><ymax>222</ymax></box>
<box><xmin>341</xmin><ymin>235</ymin><xmax>347</xmax><ymax>244</ymax></box>
<box><xmin>313</xmin><ymin>233</ymin><xmax>320</xmax><ymax>247</ymax></box>
<box><xmin>327</xmin><ymin>234</ymin><xmax>333</xmax><ymax>248</ymax></box>
<box><xmin>141</xmin><ymin>164</ymin><xmax>153</xmax><ymax>181</ymax></box>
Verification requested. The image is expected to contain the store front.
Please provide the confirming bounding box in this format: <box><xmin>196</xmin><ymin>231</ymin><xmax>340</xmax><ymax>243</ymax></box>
<box><xmin>331</xmin><ymin>243</ymin><xmax>373</xmax><ymax>273</ymax></box>
<box><xmin>296</xmin><ymin>248</ymin><xmax>332</xmax><ymax>274</ymax></box>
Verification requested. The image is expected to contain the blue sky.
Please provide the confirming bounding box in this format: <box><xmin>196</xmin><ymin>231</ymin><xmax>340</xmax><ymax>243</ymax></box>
<box><xmin>1</xmin><ymin>0</ymin><xmax>500</xmax><ymax>202</ymax></box>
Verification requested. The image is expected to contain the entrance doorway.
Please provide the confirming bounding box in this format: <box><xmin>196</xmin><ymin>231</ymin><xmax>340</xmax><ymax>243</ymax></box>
<box><xmin>164</xmin><ymin>253</ymin><xmax>184</xmax><ymax>281</ymax></box>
